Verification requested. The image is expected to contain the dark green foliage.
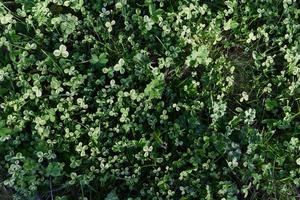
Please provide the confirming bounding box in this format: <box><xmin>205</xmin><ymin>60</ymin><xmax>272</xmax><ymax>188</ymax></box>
<box><xmin>0</xmin><ymin>0</ymin><xmax>300</xmax><ymax>199</ymax></box>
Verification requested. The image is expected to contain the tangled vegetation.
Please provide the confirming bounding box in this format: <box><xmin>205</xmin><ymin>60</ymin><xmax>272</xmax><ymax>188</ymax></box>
<box><xmin>0</xmin><ymin>0</ymin><xmax>300</xmax><ymax>199</ymax></box>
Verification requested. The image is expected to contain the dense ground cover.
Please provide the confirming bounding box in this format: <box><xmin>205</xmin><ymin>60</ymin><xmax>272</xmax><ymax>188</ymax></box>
<box><xmin>0</xmin><ymin>0</ymin><xmax>300</xmax><ymax>199</ymax></box>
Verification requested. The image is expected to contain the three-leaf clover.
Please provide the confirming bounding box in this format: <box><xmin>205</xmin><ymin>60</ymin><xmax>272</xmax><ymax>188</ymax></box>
<box><xmin>264</xmin><ymin>98</ymin><xmax>278</xmax><ymax>111</ymax></box>
<box><xmin>46</xmin><ymin>162</ymin><xmax>63</xmax><ymax>177</ymax></box>
<box><xmin>105</xmin><ymin>190</ymin><xmax>119</xmax><ymax>200</ymax></box>
<box><xmin>223</xmin><ymin>19</ymin><xmax>239</xmax><ymax>31</ymax></box>
<box><xmin>0</xmin><ymin>120</ymin><xmax>12</xmax><ymax>137</ymax></box>
<box><xmin>144</xmin><ymin>73</ymin><xmax>165</xmax><ymax>99</ymax></box>
<box><xmin>53</xmin><ymin>45</ymin><xmax>69</xmax><ymax>58</ymax></box>
<box><xmin>90</xmin><ymin>53</ymin><xmax>109</xmax><ymax>65</ymax></box>
<box><xmin>0</xmin><ymin>14</ymin><xmax>13</xmax><ymax>25</ymax></box>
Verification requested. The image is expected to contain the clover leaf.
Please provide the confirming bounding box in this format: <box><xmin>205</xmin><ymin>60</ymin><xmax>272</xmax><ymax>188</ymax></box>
<box><xmin>0</xmin><ymin>120</ymin><xmax>12</xmax><ymax>137</ymax></box>
<box><xmin>90</xmin><ymin>53</ymin><xmax>108</xmax><ymax>65</ymax></box>
<box><xmin>46</xmin><ymin>162</ymin><xmax>63</xmax><ymax>177</ymax></box>
<box><xmin>53</xmin><ymin>45</ymin><xmax>69</xmax><ymax>58</ymax></box>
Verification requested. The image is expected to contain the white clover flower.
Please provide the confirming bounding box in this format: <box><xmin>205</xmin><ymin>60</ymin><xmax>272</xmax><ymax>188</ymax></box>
<box><xmin>53</xmin><ymin>44</ymin><xmax>69</xmax><ymax>58</ymax></box>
